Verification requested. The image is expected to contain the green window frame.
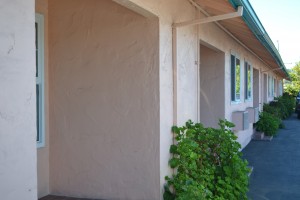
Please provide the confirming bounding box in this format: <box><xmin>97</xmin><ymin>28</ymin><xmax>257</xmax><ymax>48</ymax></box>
<box><xmin>231</xmin><ymin>54</ymin><xmax>241</xmax><ymax>102</ymax></box>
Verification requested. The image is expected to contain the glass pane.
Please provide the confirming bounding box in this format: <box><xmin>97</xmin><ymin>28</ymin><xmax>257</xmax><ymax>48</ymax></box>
<box><xmin>268</xmin><ymin>75</ymin><xmax>271</xmax><ymax>97</ymax></box>
<box><xmin>231</xmin><ymin>55</ymin><xmax>236</xmax><ymax>101</ymax></box>
<box><xmin>36</xmin><ymin>84</ymin><xmax>40</xmax><ymax>142</ymax></box>
<box><xmin>247</xmin><ymin>65</ymin><xmax>251</xmax><ymax>98</ymax></box>
<box><xmin>244</xmin><ymin>63</ymin><xmax>248</xmax><ymax>99</ymax></box>
<box><xmin>35</xmin><ymin>22</ymin><xmax>38</xmax><ymax>77</ymax></box>
<box><xmin>235</xmin><ymin>59</ymin><xmax>241</xmax><ymax>100</ymax></box>
<box><xmin>272</xmin><ymin>77</ymin><xmax>275</xmax><ymax>97</ymax></box>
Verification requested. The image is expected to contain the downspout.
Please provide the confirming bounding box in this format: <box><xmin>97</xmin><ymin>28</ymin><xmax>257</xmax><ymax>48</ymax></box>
<box><xmin>196</xmin><ymin>11</ymin><xmax>200</xmax><ymax>122</ymax></box>
<box><xmin>172</xmin><ymin>27</ymin><xmax>178</xmax><ymax>126</ymax></box>
<box><xmin>259</xmin><ymin>68</ymin><xmax>263</xmax><ymax>111</ymax></box>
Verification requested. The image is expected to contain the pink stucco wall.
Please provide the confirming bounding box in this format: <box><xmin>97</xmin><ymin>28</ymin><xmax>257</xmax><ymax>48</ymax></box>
<box><xmin>33</xmin><ymin>0</ymin><xmax>287</xmax><ymax>199</ymax></box>
<box><xmin>35</xmin><ymin>0</ymin><xmax>199</xmax><ymax>199</ymax></box>
<box><xmin>0</xmin><ymin>0</ymin><xmax>37</xmax><ymax>199</ymax></box>
<box><xmin>48</xmin><ymin>0</ymin><xmax>160</xmax><ymax>199</ymax></box>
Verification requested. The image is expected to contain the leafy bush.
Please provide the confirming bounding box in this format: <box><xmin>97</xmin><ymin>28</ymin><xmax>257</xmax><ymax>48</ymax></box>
<box><xmin>256</xmin><ymin>112</ymin><xmax>280</xmax><ymax>136</ymax></box>
<box><xmin>263</xmin><ymin>103</ymin><xmax>282</xmax><ymax>119</ymax></box>
<box><xmin>164</xmin><ymin>120</ymin><xmax>249</xmax><ymax>200</ymax></box>
<box><xmin>274</xmin><ymin>93</ymin><xmax>295</xmax><ymax>118</ymax></box>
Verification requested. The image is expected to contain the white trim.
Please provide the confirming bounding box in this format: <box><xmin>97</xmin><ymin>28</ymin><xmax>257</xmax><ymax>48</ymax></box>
<box><xmin>231</xmin><ymin>100</ymin><xmax>242</xmax><ymax>105</ymax></box>
<box><xmin>35</xmin><ymin>13</ymin><xmax>45</xmax><ymax>148</ymax></box>
<box><xmin>230</xmin><ymin>50</ymin><xmax>239</xmax><ymax>58</ymax></box>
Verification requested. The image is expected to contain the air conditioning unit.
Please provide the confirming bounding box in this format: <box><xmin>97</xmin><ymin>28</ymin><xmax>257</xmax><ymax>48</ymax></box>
<box><xmin>232</xmin><ymin>111</ymin><xmax>249</xmax><ymax>131</ymax></box>
<box><xmin>246</xmin><ymin>107</ymin><xmax>259</xmax><ymax>123</ymax></box>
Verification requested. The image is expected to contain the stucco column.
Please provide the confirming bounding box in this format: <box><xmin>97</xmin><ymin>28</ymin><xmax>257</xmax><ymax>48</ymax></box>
<box><xmin>0</xmin><ymin>0</ymin><xmax>37</xmax><ymax>199</ymax></box>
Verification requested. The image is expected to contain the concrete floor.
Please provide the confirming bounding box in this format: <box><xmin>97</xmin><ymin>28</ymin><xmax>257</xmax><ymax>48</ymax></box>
<box><xmin>243</xmin><ymin>113</ymin><xmax>300</xmax><ymax>200</ymax></box>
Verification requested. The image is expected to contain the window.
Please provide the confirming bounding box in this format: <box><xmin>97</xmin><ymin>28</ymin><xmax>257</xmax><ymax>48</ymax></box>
<box><xmin>268</xmin><ymin>75</ymin><xmax>271</xmax><ymax>97</ymax></box>
<box><xmin>274</xmin><ymin>79</ymin><xmax>277</xmax><ymax>97</ymax></box>
<box><xmin>244</xmin><ymin>61</ymin><xmax>252</xmax><ymax>100</ymax></box>
<box><xmin>36</xmin><ymin>13</ymin><xmax>45</xmax><ymax>148</ymax></box>
<box><xmin>279</xmin><ymin>80</ymin><xmax>283</xmax><ymax>95</ymax></box>
<box><xmin>268</xmin><ymin>75</ymin><xmax>274</xmax><ymax>97</ymax></box>
<box><xmin>272</xmin><ymin>77</ymin><xmax>275</xmax><ymax>97</ymax></box>
<box><xmin>231</xmin><ymin>54</ymin><xmax>241</xmax><ymax>102</ymax></box>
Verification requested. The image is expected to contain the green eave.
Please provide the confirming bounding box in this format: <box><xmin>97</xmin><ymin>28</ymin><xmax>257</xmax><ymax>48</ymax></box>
<box><xmin>229</xmin><ymin>0</ymin><xmax>291</xmax><ymax>80</ymax></box>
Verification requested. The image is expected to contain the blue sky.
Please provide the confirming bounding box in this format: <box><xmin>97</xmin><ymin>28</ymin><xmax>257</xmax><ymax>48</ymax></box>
<box><xmin>249</xmin><ymin>0</ymin><xmax>300</xmax><ymax>69</ymax></box>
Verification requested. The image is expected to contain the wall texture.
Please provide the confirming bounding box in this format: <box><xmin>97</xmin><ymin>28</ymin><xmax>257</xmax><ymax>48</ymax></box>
<box><xmin>0</xmin><ymin>0</ymin><xmax>37</xmax><ymax>199</ymax></box>
<box><xmin>48</xmin><ymin>0</ymin><xmax>160</xmax><ymax>199</ymax></box>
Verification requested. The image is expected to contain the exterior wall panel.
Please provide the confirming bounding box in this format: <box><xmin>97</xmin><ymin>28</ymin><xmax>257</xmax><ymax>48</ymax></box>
<box><xmin>0</xmin><ymin>0</ymin><xmax>37</xmax><ymax>199</ymax></box>
<box><xmin>48</xmin><ymin>1</ymin><xmax>160</xmax><ymax>199</ymax></box>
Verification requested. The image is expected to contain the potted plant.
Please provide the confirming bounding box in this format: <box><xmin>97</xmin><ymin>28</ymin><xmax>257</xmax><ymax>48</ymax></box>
<box><xmin>255</xmin><ymin>111</ymin><xmax>280</xmax><ymax>140</ymax></box>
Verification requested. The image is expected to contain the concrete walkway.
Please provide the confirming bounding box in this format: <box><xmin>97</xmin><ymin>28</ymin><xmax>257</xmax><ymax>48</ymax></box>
<box><xmin>242</xmin><ymin>114</ymin><xmax>300</xmax><ymax>200</ymax></box>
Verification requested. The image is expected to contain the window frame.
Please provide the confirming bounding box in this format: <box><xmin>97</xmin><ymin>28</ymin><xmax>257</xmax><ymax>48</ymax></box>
<box><xmin>244</xmin><ymin>61</ymin><xmax>253</xmax><ymax>101</ymax></box>
<box><xmin>231</xmin><ymin>53</ymin><xmax>242</xmax><ymax>103</ymax></box>
<box><xmin>36</xmin><ymin>13</ymin><xmax>45</xmax><ymax>148</ymax></box>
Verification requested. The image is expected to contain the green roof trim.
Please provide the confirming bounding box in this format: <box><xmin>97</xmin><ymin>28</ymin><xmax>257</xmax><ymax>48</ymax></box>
<box><xmin>229</xmin><ymin>0</ymin><xmax>290</xmax><ymax>79</ymax></box>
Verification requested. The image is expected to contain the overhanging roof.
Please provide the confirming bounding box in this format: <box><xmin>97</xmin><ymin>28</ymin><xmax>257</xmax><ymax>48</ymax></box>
<box><xmin>194</xmin><ymin>0</ymin><xmax>290</xmax><ymax>80</ymax></box>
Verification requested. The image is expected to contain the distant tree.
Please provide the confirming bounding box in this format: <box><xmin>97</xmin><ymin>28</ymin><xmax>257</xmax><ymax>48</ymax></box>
<box><xmin>284</xmin><ymin>62</ymin><xmax>300</xmax><ymax>96</ymax></box>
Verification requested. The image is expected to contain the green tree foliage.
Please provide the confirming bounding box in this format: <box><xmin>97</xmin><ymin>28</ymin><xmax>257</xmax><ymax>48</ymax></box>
<box><xmin>284</xmin><ymin>62</ymin><xmax>300</xmax><ymax>96</ymax></box>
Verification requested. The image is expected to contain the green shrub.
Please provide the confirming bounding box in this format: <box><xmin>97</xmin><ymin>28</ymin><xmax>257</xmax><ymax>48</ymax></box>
<box><xmin>164</xmin><ymin>120</ymin><xmax>249</xmax><ymax>200</ymax></box>
<box><xmin>256</xmin><ymin>112</ymin><xmax>280</xmax><ymax>136</ymax></box>
<box><xmin>262</xmin><ymin>93</ymin><xmax>295</xmax><ymax>121</ymax></box>
<box><xmin>263</xmin><ymin>103</ymin><xmax>282</xmax><ymax>119</ymax></box>
<box><xmin>274</xmin><ymin>94</ymin><xmax>295</xmax><ymax>118</ymax></box>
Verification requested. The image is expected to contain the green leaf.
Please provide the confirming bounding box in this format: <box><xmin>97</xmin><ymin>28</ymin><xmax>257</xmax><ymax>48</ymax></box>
<box><xmin>190</xmin><ymin>152</ymin><xmax>198</xmax><ymax>159</ymax></box>
<box><xmin>171</xmin><ymin>126</ymin><xmax>180</xmax><ymax>134</ymax></box>
<box><xmin>169</xmin><ymin>158</ymin><xmax>179</xmax><ymax>168</ymax></box>
<box><xmin>169</xmin><ymin>145</ymin><xmax>178</xmax><ymax>154</ymax></box>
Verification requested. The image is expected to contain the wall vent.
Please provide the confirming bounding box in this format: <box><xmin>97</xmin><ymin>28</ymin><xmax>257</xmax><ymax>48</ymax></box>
<box><xmin>232</xmin><ymin>111</ymin><xmax>249</xmax><ymax>131</ymax></box>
